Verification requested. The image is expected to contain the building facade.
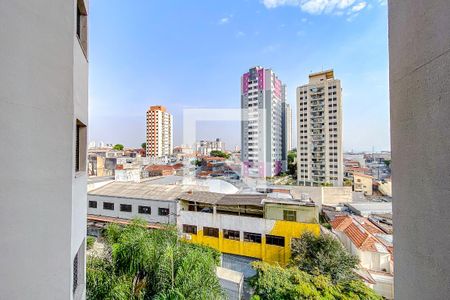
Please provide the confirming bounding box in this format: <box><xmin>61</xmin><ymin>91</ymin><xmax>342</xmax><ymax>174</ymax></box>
<box><xmin>0</xmin><ymin>0</ymin><xmax>88</xmax><ymax>299</ymax></box>
<box><xmin>390</xmin><ymin>1</ymin><xmax>450</xmax><ymax>298</ymax></box>
<box><xmin>241</xmin><ymin>66</ymin><xmax>287</xmax><ymax>178</ymax></box>
<box><xmin>178</xmin><ymin>192</ymin><xmax>320</xmax><ymax>265</ymax></box>
<box><xmin>146</xmin><ymin>105</ymin><xmax>173</xmax><ymax>158</ymax></box>
<box><xmin>296</xmin><ymin>70</ymin><xmax>343</xmax><ymax>186</ymax></box>
<box><xmin>282</xmin><ymin>100</ymin><xmax>293</xmax><ymax>171</ymax></box>
<box><xmin>195</xmin><ymin>138</ymin><xmax>225</xmax><ymax>156</ymax></box>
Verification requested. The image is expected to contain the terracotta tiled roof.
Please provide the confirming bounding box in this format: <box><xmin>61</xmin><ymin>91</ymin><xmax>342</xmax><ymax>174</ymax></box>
<box><xmin>346</xmin><ymin>167</ymin><xmax>370</xmax><ymax>173</ymax></box>
<box><xmin>331</xmin><ymin>215</ymin><xmax>353</xmax><ymax>230</ymax></box>
<box><xmin>354</xmin><ymin>172</ymin><xmax>373</xmax><ymax>179</ymax></box>
<box><xmin>332</xmin><ymin>215</ymin><xmax>389</xmax><ymax>253</ymax></box>
<box><xmin>353</xmin><ymin>216</ymin><xmax>384</xmax><ymax>235</ymax></box>
<box><xmin>344</xmin><ymin>223</ymin><xmax>369</xmax><ymax>248</ymax></box>
<box><xmin>145</xmin><ymin>165</ymin><xmax>174</xmax><ymax>171</ymax></box>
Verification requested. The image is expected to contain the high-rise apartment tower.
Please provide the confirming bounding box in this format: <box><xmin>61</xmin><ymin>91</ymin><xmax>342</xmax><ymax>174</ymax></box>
<box><xmin>241</xmin><ymin>66</ymin><xmax>288</xmax><ymax>178</ymax></box>
<box><xmin>146</xmin><ymin>106</ymin><xmax>173</xmax><ymax>157</ymax></box>
<box><xmin>296</xmin><ymin>70</ymin><xmax>343</xmax><ymax>186</ymax></box>
<box><xmin>282</xmin><ymin>101</ymin><xmax>292</xmax><ymax>165</ymax></box>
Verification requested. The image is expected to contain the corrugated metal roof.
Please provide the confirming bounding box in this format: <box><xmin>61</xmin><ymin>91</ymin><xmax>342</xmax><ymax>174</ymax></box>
<box><xmin>88</xmin><ymin>181</ymin><xmax>208</xmax><ymax>201</ymax></box>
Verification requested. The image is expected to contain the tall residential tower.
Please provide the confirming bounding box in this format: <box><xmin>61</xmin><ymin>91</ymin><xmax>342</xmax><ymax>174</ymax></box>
<box><xmin>282</xmin><ymin>100</ymin><xmax>292</xmax><ymax>170</ymax></box>
<box><xmin>146</xmin><ymin>105</ymin><xmax>173</xmax><ymax>157</ymax></box>
<box><xmin>1</xmin><ymin>0</ymin><xmax>88</xmax><ymax>298</ymax></box>
<box><xmin>296</xmin><ymin>70</ymin><xmax>343</xmax><ymax>186</ymax></box>
<box><xmin>241</xmin><ymin>67</ymin><xmax>288</xmax><ymax>178</ymax></box>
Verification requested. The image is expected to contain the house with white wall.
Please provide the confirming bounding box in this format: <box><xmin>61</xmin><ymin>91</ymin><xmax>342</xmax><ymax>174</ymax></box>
<box><xmin>331</xmin><ymin>215</ymin><xmax>394</xmax><ymax>299</ymax></box>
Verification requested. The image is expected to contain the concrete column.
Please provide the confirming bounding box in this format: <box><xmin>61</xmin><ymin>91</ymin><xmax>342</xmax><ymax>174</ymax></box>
<box><xmin>389</xmin><ymin>0</ymin><xmax>450</xmax><ymax>298</ymax></box>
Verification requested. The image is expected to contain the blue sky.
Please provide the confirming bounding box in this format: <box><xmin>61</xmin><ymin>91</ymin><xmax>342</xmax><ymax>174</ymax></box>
<box><xmin>89</xmin><ymin>0</ymin><xmax>389</xmax><ymax>152</ymax></box>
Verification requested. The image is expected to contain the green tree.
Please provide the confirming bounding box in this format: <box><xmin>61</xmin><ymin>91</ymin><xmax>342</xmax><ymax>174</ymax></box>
<box><xmin>209</xmin><ymin>150</ymin><xmax>230</xmax><ymax>159</ymax></box>
<box><xmin>343</xmin><ymin>179</ymin><xmax>353</xmax><ymax>187</ymax></box>
<box><xmin>250</xmin><ymin>262</ymin><xmax>382</xmax><ymax>300</ymax></box>
<box><xmin>287</xmin><ymin>150</ymin><xmax>297</xmax><ymax>178</ymax></box>
<box><xmin>384</xmin><ymin>159</ymin><xmax>391</xmax><ymax>168</ymax></box>
<box><xmin>290</xmin><ymin>232</ymin><xmax>359</xmax><ymax>284</ymax></box>
<box><xmin>141</xmin><ymin>142</ymin><xmax>146</xmax><ymax>150</ymax></box>
<box><xmin>113</xmin><ymin>144</ymin><xmax>124</xmax><ymax>151</ymax></box>
<box><xmin>87</xmin><ymin>219</ymin><xmax>224</xmax><ymax>300</ymax></box>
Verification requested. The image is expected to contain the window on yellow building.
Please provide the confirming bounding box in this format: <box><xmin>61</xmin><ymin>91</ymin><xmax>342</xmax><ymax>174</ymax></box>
<box><xmin>204</xmin><ymin>227</ymin><xmax>219</xmax><ymax>238</ymax></box>
<box><xmin>244</xmin><ymin>232</ymin><xmax>261</xmax><ymax>243</ymax></box>
<box><xmin>223</xmin><ymin>229</ymin><xmax>240</xmax><ymax>240</ymax></box>
<box><xmin>183</xmin><ymin>225</ymin><xmax>197</xmax><ymax>235</ymax></box>
<box><xmin>283</xmin><ymin>210</ymin><xmax>297</xmax><ymax>221</ymax></box>
<box><xmin>266</xmin><ymin>235</ymin><xmax>285</xmax><ymax>247</ymax></box>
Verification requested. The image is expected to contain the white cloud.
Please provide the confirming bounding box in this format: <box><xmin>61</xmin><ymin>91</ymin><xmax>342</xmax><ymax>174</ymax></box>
<box><xmin>351</xmin><ymin>1</ymin><xmax>367</xmax><ymax>12</ymax></box>
<box><xmin>218</xmin><ymin>15</ymin><xmax>232</xmax><ymax>25</ymax></box>
<box><xmin>263</xmin><ymin>0</ymin><xmax>300</xmax><ymax>9</ymax></box>
<box><xmin>236</xmin><ymin>31</ymin><xmax>246</xmax><ymax>38</ymax></box>
<box><xmin>262</xmin><ymin>0</ymin><xmax>375</xmax><ymax>16</ymax></box>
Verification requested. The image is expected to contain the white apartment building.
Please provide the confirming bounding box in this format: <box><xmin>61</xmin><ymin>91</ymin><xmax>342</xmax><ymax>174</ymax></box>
<box><xmin>0</xmin><ymin>1</ymin><xmax>88</xmax><ymax>299</ymax></box>
<box><xmin>146</xmin><ymin>105</ymin><xmax>173</xmax><ymax>158</ymax></box>
<box><xmin>241</xmin><ymin>67</ymin><xmax>287</xmax><ymax>178</ymax></box>
<box><xmin>283</xmin><ymin>101</ymin><xmax>293</xmax><ymax>161</ymax></box>
<box><xmin>195</xmin><ymin>138</ymin><xmax>225</xmax><ymax>156</ymax></box>
<box><xmin>296</xmin><ymin>70</ymin><xmax>343</xmax><ymax>186</ymax></box>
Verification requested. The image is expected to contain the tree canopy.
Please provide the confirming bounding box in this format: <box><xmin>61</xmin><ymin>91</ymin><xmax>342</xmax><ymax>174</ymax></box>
<box><xmin>209</xmin><ymin>150</ymin><xmax>230</xmax><ymax>159</ymax></box>
<box><xmin>87</xmin><ymin>219</ymin><xmax>224</xmax><ymax>300</ymax></box>
<box><xmin>113</xmin><ymin>144</ymin><xmax>124</xmax><ymax>151</ymax></box>
<box><xmin>250</xmin><ymin>262</ymin><xmax>382</xmax><ymax>300</ymax></box>
<box><xmin>287</xmin><ymin>150</ymin><xmax>297</xmax><ymax>178</ymax></box>
<box><xmin>290</xmin><ymin>232</ymin><xmax>359</xmax><ymax>284</ymax></box>
<box><xmin>141</xmin><ymin>142</ymin><xmax>146</xmax><ymax>150</ymax></box>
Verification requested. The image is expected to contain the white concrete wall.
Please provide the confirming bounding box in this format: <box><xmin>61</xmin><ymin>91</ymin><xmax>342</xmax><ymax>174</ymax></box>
<box><xmin>179</xmin><ymin>211</ymin><xmax>277</xmax><ymax>236</ymax></box>
<box><xmin>88</xmin><ymin>195</ymin><xmax>178</xmax><ymax>224</ymax></box>
<box><xmin>0</xmin><ymin>0</ymin><xmax>87</xmax><ymax>299</ymax></box>
<box><xmin>389</xmin><ymin>1</ymin><xmax>450</xmax><ymax>298</ymax></box>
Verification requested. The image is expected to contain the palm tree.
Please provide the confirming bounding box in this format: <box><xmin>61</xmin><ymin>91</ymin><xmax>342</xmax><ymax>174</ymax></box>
<box><xmin>87</xmin><ymin>219</ymin><xmax>224</xmax><ymax>300</ymax></box>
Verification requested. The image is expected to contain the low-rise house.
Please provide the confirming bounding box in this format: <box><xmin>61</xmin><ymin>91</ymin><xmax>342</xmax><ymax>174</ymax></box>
<box><xmin>353</xmin><ymin>173</ymin><xmax>373</xmax><ymax>196</ymax></box>
<box><xmin>378</xmin><ymin>178</ymin><xmax>392</xmax><ymax>197</ymax></box>
<box><xmin>115</xmin><ymin>168</ymin><xmax>142</xmax><ymax>182</ymax></box>
<box><xmin>145</xmin><ymin>163</ymin><xmax>184</xmax><ymax>177</ymax></box>
<box><xmin>331</xmin><ymin>215</ymin><xmax>394</xmax><ymax>299</ymax></box>
<box><xmin>344</xmin><ymin>159</ymin><xmax>361</xmax><ymax>168</ymax></box>
<box><xmin>344</xmin><ymin>166</ymin><xmax>371</xmax><ymax>178</ymax></box>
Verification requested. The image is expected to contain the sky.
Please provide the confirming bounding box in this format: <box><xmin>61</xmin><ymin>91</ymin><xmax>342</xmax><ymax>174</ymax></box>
<box><xmin>89</xmin><ymin>0</ymin><xmax>390</xmax><ymax>152</ymax></box>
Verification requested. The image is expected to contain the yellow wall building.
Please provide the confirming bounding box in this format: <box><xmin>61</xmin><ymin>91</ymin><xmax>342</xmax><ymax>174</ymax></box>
<box><xmin>178</xmin><ymin>192</ymin><xmax>320</xmax><ymax>265</ymax></box>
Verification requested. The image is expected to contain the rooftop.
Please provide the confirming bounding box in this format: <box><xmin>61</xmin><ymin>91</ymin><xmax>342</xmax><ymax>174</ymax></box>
<box><xmin>88</xmin><ymin>181</ymin><xmax>208</xmax><ymax>201</ymax></box>
<box><xmin>178</xmin><ymin>190</ymin><xmax>316</xmax><ymax>207</ymax></box>
<box><xmin>331</xmin><ymin>215</ymin><xmax>392</xmax><ymax>254</ymax></box>
<box><xmin>178</xmin><ymin>191</ymin><xmax>266</xmax><ymax>206</ymax></box>
<box><xmin>346</xmin><ymin>201</ymin><xmax>392</xmax><ymax>217</ymax></box>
